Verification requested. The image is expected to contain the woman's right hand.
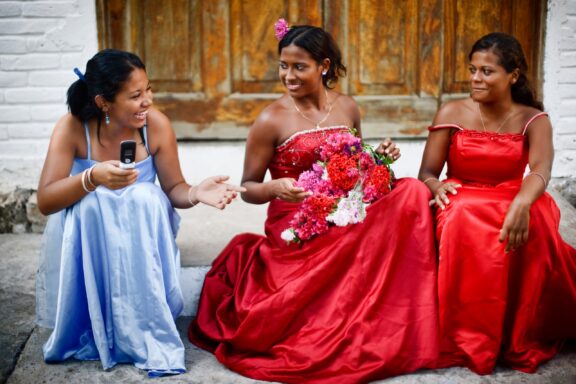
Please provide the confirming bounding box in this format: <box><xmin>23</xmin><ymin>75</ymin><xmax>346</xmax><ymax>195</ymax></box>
<box><xmin>91</xmin><ymin>160</ymin><xmax>139</xmax><ymax>190</ymax></box>
<box><xmin>269</xmin><ymin>178</ymin><xmax>311</xmax><ymax>203</ymax></box>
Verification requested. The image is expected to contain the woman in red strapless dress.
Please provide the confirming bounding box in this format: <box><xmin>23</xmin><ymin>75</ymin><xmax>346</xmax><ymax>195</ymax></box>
<box><xmin>419</xmin><ymin>32</ymin><xmax>576</xmax><ymax>375</ymax></box>
<box><xmin>188</xmin><ymin>22</ymin><xmax>439</xmax><ymax>383</ymax></box>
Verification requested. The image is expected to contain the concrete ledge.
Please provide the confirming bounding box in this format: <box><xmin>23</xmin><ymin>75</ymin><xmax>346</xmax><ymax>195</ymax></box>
<box><xmin>550</xmin><ymin>190</ymin><xmax>576</xmax><ymax>248</ymax></box>
<box><xmin>177</xmin><ymin>200</ymin><xmax>267</xmax><ymax>267</ymax></box>
<box><xmin>1</xmin><ymin>191</ymin><xmax>575</xmax><ymax>383</ymax></box>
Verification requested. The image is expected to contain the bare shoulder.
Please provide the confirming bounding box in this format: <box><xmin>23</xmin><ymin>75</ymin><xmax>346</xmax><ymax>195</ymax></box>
<box><xmin>332</xmin><ymin>92</ymin><xmax>357</xmax><ymax>107</ymax></box>
<box><xmin>250</xmin><ymin>97</ymin><xmax>287</xmax><ymax>137</ymax></box>
<box><xmin>330</xmin><ymin>92</ymin><xmax>360</xmax><ymax>128</ymax></box>
<box><xmin>51</xmin><ymin>113</ymin><xmax>84</xmax><ymax>145</ymax></box>
<box><xmin>433</xmin><ymin>98</ymin><xmax>471</xmax><ymax>125</ymax></box>
<box><xmin>145</xmin><ymin>106</ymin><xmax>171</xmax><ymax>133</ymax></box>
<box><xmin>331</xmin><ymin>92</ymin><xmax>357</xmax><ymax>112</ymax></box>
<box><xmin>42</xmin><ymin>113</ymin><xmax>86</xmax><ymax>159</ymax></box>
<box><xmin>53</xmin><ymin>113</ymin><xmax>82</xmax><ymax>135</ymax></box>
<box><xmin>140</xmin><ymin>107</ymin><xmax>177</xmax><ymax>156</ymax></box>
<box><xmin>517</xmin><ymin>104</ymin><xmax>548</xmax><ymax>122</ymax></box>
<box><xmin>517</xmin><ymin>105</ymin><xmax>551</xmax><ymax>132</ymax></box>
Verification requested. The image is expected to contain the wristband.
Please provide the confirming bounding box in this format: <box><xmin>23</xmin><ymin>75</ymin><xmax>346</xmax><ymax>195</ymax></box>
<box><xmin>525</xmin><ymin>171</ymin><xmax>548</xmax><ymax>188</ymax></box>
<box><xmin>422</xmin><ymin>177</ymin><xmax>439</xmax><ymax>185</ymax></box>
<box><xmin>86</xmin><ymin>165</ymin><xmax>97</xmax><ymax>189</ymax></box>
<box><xmin>187</xmin><ymin>186</ymin><xmax>199</xmax><ymax>207</ymax></box>
<box><xmin>81</xmin><ymin>170</ymin><xmax>92</xmax><ymax>193</ymax></box>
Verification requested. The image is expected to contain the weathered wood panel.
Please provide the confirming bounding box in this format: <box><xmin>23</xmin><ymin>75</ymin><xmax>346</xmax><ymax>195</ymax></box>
<box><xmin>348</xmin><ymin>0</ymin><xmax>418</xmax><ymax>95</ymax></box>
<box><xmin>96</xmin><ymin>0</ymin><xmax>546</xmax><ymax>139</ymax></box>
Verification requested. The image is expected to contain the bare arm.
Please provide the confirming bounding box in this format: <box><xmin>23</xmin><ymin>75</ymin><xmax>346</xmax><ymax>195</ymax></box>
<box><xmin>146</xmin><ymin>108</ymin><xmax>190</xmax><ymax>208</ymax></box>
<box><xmin>418</xmin><ymin>102</ymin><xmax>462</xmax><ymax>208</ymax></box>
<box><xmin>37</xmin><ymin>114</ymin><xmax>87</xmax><ymax>215</ymax></box>
<box><xmin>241</xmin><ymin>103</ymin><xmax>312</xmax><ymax>204</ymax></box>
<box><xmin>150</xmin><ymin>108</ymin><xmax>244</xmax><ymax>210</ymax></box>
<box><xmin>499</xmin><ymin>114</ymin><xmax>553</xmax><ymax>250</ymax></box>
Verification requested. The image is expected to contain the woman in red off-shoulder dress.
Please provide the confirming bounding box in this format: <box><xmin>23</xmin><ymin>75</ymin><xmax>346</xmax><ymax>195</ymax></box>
<box><xmin>419</xmin><ymin>32</ymin><xmax>576</xmax><ymax>375</ymax></box>
<box><xmin>188</xmin><ymin>22</ymin><xmax>439</xmax><ymax>383</ymax></box>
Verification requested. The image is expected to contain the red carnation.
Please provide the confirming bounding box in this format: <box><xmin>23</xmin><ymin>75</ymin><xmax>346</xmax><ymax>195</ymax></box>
<box><xmin>362</xmin><ymin>165</ymin><xmax>391</xmax><ymax>202</ymax></box>
<box><xmin>326</xmin><ymin>153</ymin><xmax>359</xmax><ymax>191</ymax></box>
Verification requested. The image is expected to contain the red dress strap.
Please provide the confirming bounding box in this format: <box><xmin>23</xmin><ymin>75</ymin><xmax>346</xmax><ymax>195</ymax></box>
<box><xmin>428</xmin><ymin>124</ymin><xmax>464</xmax><ymax>132</ymax></box>
<box><xmin>521</xmin><ymin>112</ymin><xmax>548</xmax><ymax>135</ymax></box>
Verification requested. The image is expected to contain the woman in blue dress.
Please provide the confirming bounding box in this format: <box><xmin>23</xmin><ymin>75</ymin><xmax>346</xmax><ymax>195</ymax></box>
<box><xmin>35</xmin><ymin>49</ymin><xmax>244</xmax><ymax>376</ymax></box>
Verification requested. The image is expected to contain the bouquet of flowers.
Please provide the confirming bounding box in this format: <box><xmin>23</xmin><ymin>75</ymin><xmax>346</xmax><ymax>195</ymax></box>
<box><xmin>281</xmin><ymin>130</ymin><xmax>394</xmax><ymax>244</ymax></box>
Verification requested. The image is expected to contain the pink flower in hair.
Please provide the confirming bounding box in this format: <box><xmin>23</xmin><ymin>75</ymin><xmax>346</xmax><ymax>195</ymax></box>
<box><xmin>275</xmin><ymin>18</ymin><xmax>290</xmax><ymax>41</ymax></box>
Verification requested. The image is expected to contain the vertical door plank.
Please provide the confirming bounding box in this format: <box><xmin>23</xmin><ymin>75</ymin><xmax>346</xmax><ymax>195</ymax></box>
<box><xmin>511</xmin><ymin>0</ymin><xmax>545</xmax><ymax>98</ymax></box>
<box><xmin>419</xmin><ymin>0</ymin><xmax>442</xmax><ymax>98</ymax></box>
<box><xmin>231</xmin><ymin>0</ymin><xmax>286</xmax><ymax>93</ymax></box>
<box><xmin>203</xmin><ymin>0</ymin><xmax>230</xmax><ymax>96</ymax></box>
<box><xmin>141</xmin><ymin>0</ymin><xmax>198</xmax><ymax>92</ymax></box>
<box><xmin>349</xmin><ymin>0</ymin><xmax>418</xmax><ymax>95</ymax></box>
<box><xmin>323</xmin><ymin>0</ymin><xmax>347</xmax><ymax>93</ymax></box>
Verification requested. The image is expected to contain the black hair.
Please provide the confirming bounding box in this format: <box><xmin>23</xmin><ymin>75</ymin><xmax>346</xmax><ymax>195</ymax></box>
<box><xmin>278</xmin><ymin>25</ymin><xmax>346</xmax><ymax>89</ymax></box>
<box><xmin>468</xmin><ymin>32</ymin><xmax>543</xmax><ymax>111</ymax></box>
<box><xmin>67</xmin><ymin>49</ymin><xmax>146</xmax><ymax>141</ymax></box>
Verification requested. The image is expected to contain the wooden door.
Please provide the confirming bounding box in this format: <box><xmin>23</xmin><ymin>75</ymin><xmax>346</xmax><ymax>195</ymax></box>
<box><xmin>96</xmin><ymin>0</ymin><xmax>545</xmax><ymax>139</ymax></box>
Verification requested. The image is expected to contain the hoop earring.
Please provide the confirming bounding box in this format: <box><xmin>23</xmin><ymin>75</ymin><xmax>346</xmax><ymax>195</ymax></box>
<box><xmin>105</xmin><ymin>112</ymin><xmax>110</xmax><ymax>125</ymax></box>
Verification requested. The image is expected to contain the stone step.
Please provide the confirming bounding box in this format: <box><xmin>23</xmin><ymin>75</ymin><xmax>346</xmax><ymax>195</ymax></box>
<box><xmin>2</xmin><ymin>189</ymin><xmax>576</xmax><ymax>383</ymax></box>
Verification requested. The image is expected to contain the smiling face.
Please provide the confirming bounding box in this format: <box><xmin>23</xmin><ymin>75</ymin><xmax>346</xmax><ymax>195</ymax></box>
<box><xmin>468</xmin><ymin>49</ymin><xmax>518</xmax><ymax>104</ymax></box>
<box><xmin>106</xmin><ymin>67</ymin><xmax>152</xmax><ymax>129</ymax></box>
<box><xmin>279</xmin><ymin>44</ymin><xmax>326</xmax><ymax>97</ymax></box>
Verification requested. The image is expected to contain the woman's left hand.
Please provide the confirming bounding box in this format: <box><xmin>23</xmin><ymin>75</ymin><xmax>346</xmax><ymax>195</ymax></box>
<box><xmin>499</xmin><ymin>198</ymin><xmax>530</xmax><ymax>252</ymax></box>
<box><xmin>375</xmin><ymin>138</ymin><xmax>401</xmax><ymax>161</ymax></box>
<box><xmin>192</xmin><ymin>175</ymin><xmax>247</xmax><ymax>210</ymax></box>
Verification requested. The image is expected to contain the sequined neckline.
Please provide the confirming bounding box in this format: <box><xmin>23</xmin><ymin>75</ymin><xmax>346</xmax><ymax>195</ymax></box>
<box><xmin>455</xmin><ymin>128</ymin><xmax>525</xmax><ymax>139</ymax></box>
<box><xmin>277</xmin><ymin>125</ymin><xmax>349</xmax><ymax>149</ymax></box>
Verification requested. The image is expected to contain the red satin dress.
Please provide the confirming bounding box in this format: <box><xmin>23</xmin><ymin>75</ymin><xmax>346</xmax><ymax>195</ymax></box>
<box><xmin>431</xmin><ymin>112</ymin><xmax>576</xmax><ymax>375</ymax></box>
<box><xmin>189</xmin><ymin>126</ymin><xmax>439</xmax><ymax>384</ymax></box>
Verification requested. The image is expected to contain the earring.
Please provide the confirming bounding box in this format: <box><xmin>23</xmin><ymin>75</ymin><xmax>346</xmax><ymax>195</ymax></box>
<box><xmin>322</xmin><ymin>71</ymin><xmax>327</xmax><ymax>76</ymax></box>
<box><xmin>105</xmin><ymin>112</ymin><xmax>110</xmax><ymax>125</ymax></box>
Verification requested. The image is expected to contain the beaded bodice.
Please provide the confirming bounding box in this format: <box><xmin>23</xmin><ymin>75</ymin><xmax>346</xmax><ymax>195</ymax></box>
<box><xmin>447</xmin><ymin>129</ymin><xmax>528</xmax><ymax>185</ymax></box>
<box><xmin>269</xmin><ymin>126</ymin><xmax>349</xmax><ymax>180</ymax></box>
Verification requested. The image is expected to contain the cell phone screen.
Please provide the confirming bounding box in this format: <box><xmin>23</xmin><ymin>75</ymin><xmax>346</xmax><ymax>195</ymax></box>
<box><xmin>120</xmin><ymin>140</ymin><xmax>136</xmax><ymax>167</ymax></box>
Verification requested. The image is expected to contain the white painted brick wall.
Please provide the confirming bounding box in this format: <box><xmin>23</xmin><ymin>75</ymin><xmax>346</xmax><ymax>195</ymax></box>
<box><xmin>0</xmin><ymin>0</ymin><xmax>97</xmax><ymax>187</ymax></box>
<box><xmin>545</xmin><ymin>0</ymin><xmax>576</xmax><ymax>177</ymax></box>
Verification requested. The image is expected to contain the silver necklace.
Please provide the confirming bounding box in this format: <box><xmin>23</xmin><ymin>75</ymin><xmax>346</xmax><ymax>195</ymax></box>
<box><xmin>476</xmin><ymin>102</ymin><xmax>514</xmax><ymax>134</ymax></box>
<box><xmin>291</xmin><ymin>88</ymin><xmax>333</xmax><ymax>129</ymax></box>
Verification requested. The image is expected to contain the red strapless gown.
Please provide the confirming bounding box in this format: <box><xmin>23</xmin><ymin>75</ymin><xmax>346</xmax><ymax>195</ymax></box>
<box><xmin>431</xmin><ymin>113</ymin><xmax>576</xmax><ymax>375</ymax></box>
<box><xmin>188</xmin><ymin>126</ymin><xmax>439</xmax><ymax>384</ymax></box>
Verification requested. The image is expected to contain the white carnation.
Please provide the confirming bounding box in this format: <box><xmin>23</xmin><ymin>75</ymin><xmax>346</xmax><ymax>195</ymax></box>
<box><xmin>281</xmin><ymin>228</ymin><xmax>296</xmax><ymax>242</ymax></box>
<box><xmin>327</xmin><ymin>189</ymin><xmax>367</xmax><ymax>227</ymax></box>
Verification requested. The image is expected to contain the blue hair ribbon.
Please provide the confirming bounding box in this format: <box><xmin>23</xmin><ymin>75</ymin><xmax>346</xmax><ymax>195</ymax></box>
<box><xmin>73</xmin><ymin>67</ymin><xmax>86</xmax><ymax>82</ymax></box>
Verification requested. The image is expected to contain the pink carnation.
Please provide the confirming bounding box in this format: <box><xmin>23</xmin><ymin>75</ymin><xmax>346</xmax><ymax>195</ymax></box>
<box><xmin>319</xmin><ymin>133</ymin><xmax>362</xmax><ymax>161</ymax></box>
<box><xmin>275</xmin><ymin>18</ymin><xmax>290</xmax><ymax>41</ymax></box>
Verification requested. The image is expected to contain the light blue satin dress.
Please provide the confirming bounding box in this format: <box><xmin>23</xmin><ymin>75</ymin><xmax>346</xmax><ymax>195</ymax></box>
<box><xmin>36</xmin><ymin>124</ymin><xmax>185</xmax><ymax>376</ymax></box>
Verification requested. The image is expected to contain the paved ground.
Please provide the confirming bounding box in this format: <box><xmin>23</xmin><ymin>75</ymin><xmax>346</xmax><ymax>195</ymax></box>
<box><xmin>1</xmin><ymin>191</ymin><xmax>576</xmax><ymax>384</ymax></box>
